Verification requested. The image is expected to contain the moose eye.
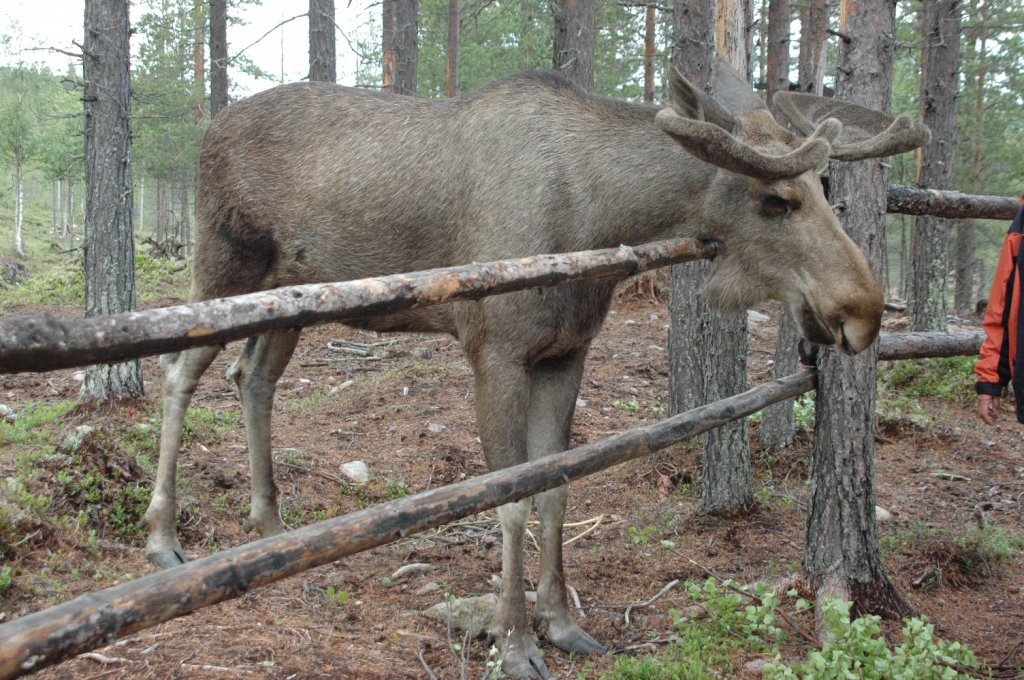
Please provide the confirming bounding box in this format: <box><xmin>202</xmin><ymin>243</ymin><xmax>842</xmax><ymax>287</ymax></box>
<box><xmin>761</xmin><ymin>193</ymin><xmax>798</xmax><ymax>218</ymax></box>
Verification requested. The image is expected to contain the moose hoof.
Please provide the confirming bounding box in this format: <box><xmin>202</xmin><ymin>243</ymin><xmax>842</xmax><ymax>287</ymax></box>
<box><xmin>497</xmin><ymin>629</ymin><xmax>553</xmax><ymax>680</ymax></box>
<box><xmin>536</xmin><ymin>615</ymin><xmax>607</xmax><ymax>656</ymax></box>
<box><xmin>242</xmin><ymin>513</ymin><xmax>287</xmax><ymax>537</ymax></box>
<box><xmin>146</xmin><ymin>544</ymin><xmax>188</xmax><ymax>569</ymax></box>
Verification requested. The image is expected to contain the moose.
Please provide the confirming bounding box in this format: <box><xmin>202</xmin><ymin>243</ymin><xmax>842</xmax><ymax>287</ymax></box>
<box><xmin>144</xmin><ymin>63</ymin><xmax>928</xmax><ymax>678</ymax></box>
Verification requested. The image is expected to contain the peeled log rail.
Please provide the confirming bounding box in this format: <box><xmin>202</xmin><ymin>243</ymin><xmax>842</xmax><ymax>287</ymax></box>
<box><xmin>878</xmin><ymin>331</ymin><xmax>984</xmax><ymax>360</ymax></box>
<box><xmin>887</xmin><ymin>185</ymin><xmax>1019</xmax><ymax>221</ymax></box>
<box><xmin>0</xmin><ymin>238</ymin><xmax>717</xmax><ymax>375</ymax></box>
<box><xmin>0</xmin><ymin>370</ymin><xmax>812</xmax><ymax>680</ymax></box>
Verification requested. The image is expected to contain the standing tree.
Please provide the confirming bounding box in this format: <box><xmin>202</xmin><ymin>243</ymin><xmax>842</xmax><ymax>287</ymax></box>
<box><xmin>761</xmin><ymin>0</ymin><xmax>802</xmax><ymax>451</ymax></box>
<box><xmin>383</xmin><ymin>0</ymin><xmax>419</xmax><ymax>95</ymax></box>
<box><xmin>0</xmin><ymin>66</ymin><xmax>44</xmax><ymax>257</ymax></box>
<box><xmin>643</xmin><ymin>4</ymin><xmax>656</xmax><ymax>103</ymax></box>
<box><xmin>446</xmin><ymin>0</ymin><xmax>459</xmax><ymax>97</ymax></box>
<box><xmin>209</xmin><ymin>0</ymin><xmax>228</xmax><ymax>117</ymax></box>
<box><xmin>669</xmin><ymin>0</ymin><xmax>754</xmax><ymax>516</ymax></box>
<box><xmin>804</xmin><ymin>0</ymin><xmax>911</xmax><ymax>619</ymax></box>
<box><xmin>309</xmin><ymin>0</ymin><xmax>337</xmax><ymax>83</ymax></box>
<box><xmin>81</xmin><ymin>0</ymin><xmax>144</xmax><ymax>402</ymax></box>
<box><xmin>552</xmin><ymin>0</ymin><xmax>595</xmax><ymax>92</ymax></box>
<box><xmin>908</xmin><ymin>0</ymin><xmax>961</xmax><ymax>332</ymax></box>
<box><xmin>797</xmin><ymin>0</ymin><xmax>829</xmax><ymax>94</ymax></box>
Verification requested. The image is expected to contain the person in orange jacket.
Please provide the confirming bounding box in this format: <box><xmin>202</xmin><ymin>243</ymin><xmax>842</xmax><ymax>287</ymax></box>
<box><xmin>976</xmin><ymin>195</ymin><xmax>1024</xmax><ymax>425</ymax></box>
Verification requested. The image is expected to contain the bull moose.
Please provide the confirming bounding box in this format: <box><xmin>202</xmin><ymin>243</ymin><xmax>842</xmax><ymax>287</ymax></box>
<box><xmin>144</xmin><ymin>63</ymin><xmax>928</xmax><ymax>678</ymax></box>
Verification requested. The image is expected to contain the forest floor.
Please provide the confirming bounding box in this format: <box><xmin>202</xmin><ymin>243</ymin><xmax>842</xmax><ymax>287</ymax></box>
<box><xmin>2</xmin><ymin>286</ymin><xmax>1024</xmax><ymax>679</ymax></box>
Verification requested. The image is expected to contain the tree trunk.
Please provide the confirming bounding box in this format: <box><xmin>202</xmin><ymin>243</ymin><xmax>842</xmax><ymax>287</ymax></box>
<box><xmin>209</xmin><ymin>0</ymin><xmax>228</xmax><ymax>117</ymax></box>
<box><xmin>156</xmin><ymin>180</ymin><xmax>168</xmax><ymax>243</ymax></box>
<box><xmin>309</xmin><ymin>0</ymin><xmax>337</xmax><ymax>83</ymax></box>
<box><xmin>760</xmin><ymin>0</ymin><xmax>801</xmax><ymax>452</ymax></box>
<box><xmin>766</xmin><ymin>0</ymin><xmax>791</xmax><ymax>105</ymax></box>
<box><xmin>797</xmin><ymin>0</ymin><xmax>828</xmax><ymax>94</ymax></box>
<box><xmin>178</xmin><ymin>181</ymin><xmax>191</xmax><ymax>256</ymax></box>
<box><xmin>908</xmin><ymin>0</ymin><xmax>961</xmax><ymax>332</ymax></box>
<box><xmin>382</xmin><ymin>0</ymin><xmax>419</xmax><ymax>95</ymax></box>
<box><xmin>446</xmin><ymin>0</ymin><xmax>459</xmax><ymax>97</ymax></box>
<box><xmin>643</xmin><ymin>5</ymin><xmax>656</xmax><ymax>103</ymax></box>
<box><xmin>804</xmin><ymin>0</ymin><xmax>910</xmax><ymax>620</ymax></box>
<box><xmin>552</xmin><ymin>0</ymin><xmax>595</xmax><ymax>93</ymax></box>
<box><xmin>955</xmin><ymin>4</ymin><xmax>989</xmax><ymax>313</ymax></box>
<box><xmin>81</xmin><ymin>0</ymin><xmax>143</xmax><ymax>402</ymax></box>
<box><xmin>668</xmin><ymin>0</ymin><xmax>753</xmax><ymax>515</ymax></box>
<box><xmin>192</xmin><ymin>0</ymin><xmax>206</xmax><ymax>124</ymax></box>
<box><xmin>13</xmin><ymin>156</ymin><xmax>25</xmax><ymax>258</ymax></box>
<box><xmin>699</xmin><ymin>0</ymin><xmax>754</xmax><ymax>516</ymax></box>
<box><xmin>65</xmin><ymin>176</ymin><xmax>75</xmax><ymax>239</ymax></box>
<box><xmin>668</xmin><ymin>0</ymin><xmax>714</xmax><ymax>417</ymax></box>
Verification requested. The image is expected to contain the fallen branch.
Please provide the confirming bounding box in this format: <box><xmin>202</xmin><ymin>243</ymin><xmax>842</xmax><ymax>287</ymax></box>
<box><xmin>624</xmin><ymin>579</ymin><xmax>680</xmax><ymax>627</ymax></box>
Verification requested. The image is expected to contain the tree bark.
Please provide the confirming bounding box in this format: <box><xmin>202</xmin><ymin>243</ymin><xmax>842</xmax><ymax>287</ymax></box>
<box><xmin>766</xmin><ymin>0</ymin><xmax>791</xmax><ymax>106</ymax></box>
<box><xmin>209</xmin><ymin>0</ymin><xmax>228</xmax><ymax>117</ymax></box>
<box><xmin>382</xmin><ymin>0</ymin><xmax>419</xmax><ymax>95</ymax></box>
<box><xmin>908</xmin><ymin>0</ymin><xmax>961</xmax><ymax>332</ymax></box>
<box><xmin>668</xmin><ymin>0</ymin><xmax>714</xmax><ymax>417</ymax></box>
<box><xmin>308</xmin><ymin>0</ymin><xmax>337</xmax><ymax>83</ymax></box>
<box><xmin>804</xmin><ymin>0</ymin><xmax>911</xmax><ymax>620</ymax></box>
<box><xmin>643</xmin><ymin>5</ymin><xmax>656</xmax><ymax>103</ymax></box>
<box><xmin>81</xmin><ymin>0</ymin><xmax>143</xmax><ymax>402</ymax></box>
<box><xmin>552</xmin><ymin>0</ymin><xmax>595</xmax><ymax>92</ymax></box>
<box><xmin>446</xmin><ymin>0</ymin><xmax>459</xmax><ymax>97</ymax></box>
<box><xmin>192</xmin><ymin>0</ymin><xmax>206</xmax><ymax>125</ymax></box>
<box><xmin>761</xmin><ymin>0</ymin><xmax>798</xmax><ymax>450</ymax></box>
<box><xmin>955</xmin><ymin>2</ymin><xmax>989</xmax><ymax>312</ymax></box>
<box><xmin>797</xmin><ymin>0</ymin><xmax>828</xmax><ymax>94</ymax></box>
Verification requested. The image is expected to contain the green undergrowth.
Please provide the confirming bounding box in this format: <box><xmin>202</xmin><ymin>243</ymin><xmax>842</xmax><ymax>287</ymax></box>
<box><xmin>1</xmin><ymin>247</ymin><xmax>189</xmax><ymax>309</ymax></box>
<box><xmin>0</xmin><ymin>398</ymin><xmax>238</xmax><ymax>599</ymax></box>
<box><xmin>596</xmin><ymin>578</ymin><xmax>988</xmax><ymax>680</ymax></box>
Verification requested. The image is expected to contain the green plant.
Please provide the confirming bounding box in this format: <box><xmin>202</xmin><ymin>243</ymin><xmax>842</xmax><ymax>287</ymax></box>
<box><xmin>325</xmin><ymin>585</ymin><xmax>351</xmax><ymax>603</ymax></box>
<box><xmin>613</xmin><ymin>398</ymin><xmax>641</xmax><ymax>412</ymax></box>
<box><xmin>0</xmin><ymin>565</ymin><xmax>13</xmax><ymax>593</ymax></box>
<box><xmin>878</xmin><ymin>356</ymin><xmax>976</xmax><ymax>402</ymax></box>
<box><xmin>627</xmin><ymin>524</ymin><xmax>657</xmax><ymax>545</ymax></box>
<box><xmin>764</xmin><ymin>599</ymin><xmax>979</xmax><ymax>679</ymax></box>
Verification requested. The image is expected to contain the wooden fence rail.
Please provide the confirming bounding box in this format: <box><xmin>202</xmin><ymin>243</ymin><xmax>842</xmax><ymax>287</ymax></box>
<box><xmin>0</xmin><ymin>238</ymin><xmax>717</xmax><ymax>374</ymax></box>
<box><xmin>886</xmin><ymin>185</ymin><xmax>1019</xmax><ymax>220</ymax></box>
<box><xmin>0</xmin><ymin>331</ymin><xmax>984</xmax><ymax>679</ymax></box>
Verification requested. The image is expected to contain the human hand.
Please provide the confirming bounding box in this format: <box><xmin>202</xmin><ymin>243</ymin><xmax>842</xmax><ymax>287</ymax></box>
<box><xmin>978</xmin><ymin>394</ymin><xmax>999</xmax><ymax>425</ymax></box>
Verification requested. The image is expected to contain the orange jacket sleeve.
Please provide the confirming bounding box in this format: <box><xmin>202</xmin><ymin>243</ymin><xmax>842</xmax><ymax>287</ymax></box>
<box><xmin>976</xmin><ymin>197</ymin><xmax>1024</xmax><ymax>396</ymax></box>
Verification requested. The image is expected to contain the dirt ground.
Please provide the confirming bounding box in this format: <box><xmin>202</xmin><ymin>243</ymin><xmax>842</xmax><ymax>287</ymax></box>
<box><xmin>2</xmin><ymin>288</ymin><xmax>1024</xmax><ymax>679</ymax></box>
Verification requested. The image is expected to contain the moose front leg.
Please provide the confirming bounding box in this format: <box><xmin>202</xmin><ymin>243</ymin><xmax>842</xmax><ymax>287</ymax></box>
<box><xmin>528</xmin><ymin>349</ymin><xmax>606</xmax><ymax>656</ymax></box>
<box><xmin>470</xmin><ymin>350</ymin><xmax>552</xmax><ymax>680</ymax></box>
<box><xmin>227</xmin><ymin>329</ymin><xmax>301</xmax><ymax>538</ymax></box>
<box><xmin>145</xmin><ymin>344</ymin><xmax>222</xmax><ymax>567</ymax></box>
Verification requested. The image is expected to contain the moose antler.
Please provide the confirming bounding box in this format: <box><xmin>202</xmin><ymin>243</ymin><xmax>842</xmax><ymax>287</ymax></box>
<box><xmin>772</xmin><ymin>91</ymin><xmax>931</xmax><ymax>161</ymax></box>
<box><xmin>655</xmin><ymin>106</ymin><xmax>840</xmax><ymax>180</ymax></box>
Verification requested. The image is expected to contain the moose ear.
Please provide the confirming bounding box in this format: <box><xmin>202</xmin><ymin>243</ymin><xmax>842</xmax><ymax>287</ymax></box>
<box><xmin>667</xmin><ymin>66</ymin><xmax>737</xmax><ymax>132</ymax></box>
<box><xmin>772</xmin><ymin>91</ymin><xmax>931</xmax><ymax>161</ymax></box>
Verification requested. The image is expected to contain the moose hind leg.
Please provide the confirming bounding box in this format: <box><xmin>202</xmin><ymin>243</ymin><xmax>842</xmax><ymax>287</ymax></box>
<box><xmin>470</xmin><ymin>352</ymin><xmax>551</xmax><ymax>679</ymax></box>
<box><xmin>227</xmin><ymin>329</ymin><xmax>301</xmax><ymax>537</ymax></box>
<box><xmin>145</xmin><ymin>344</ymin><xmax>222</xmax><ymax>567</ymax></box>
<box><xmin>529</xmin><ymin>349</ymin><xmax>606</xmax><ymax>656</ymax></box>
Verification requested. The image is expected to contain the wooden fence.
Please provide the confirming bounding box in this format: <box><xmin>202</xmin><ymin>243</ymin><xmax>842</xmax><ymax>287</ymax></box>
<box><xmin>0</xmin><ymin>230</ymin><xmax>990</xmax><ymax>679</ymax></box>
